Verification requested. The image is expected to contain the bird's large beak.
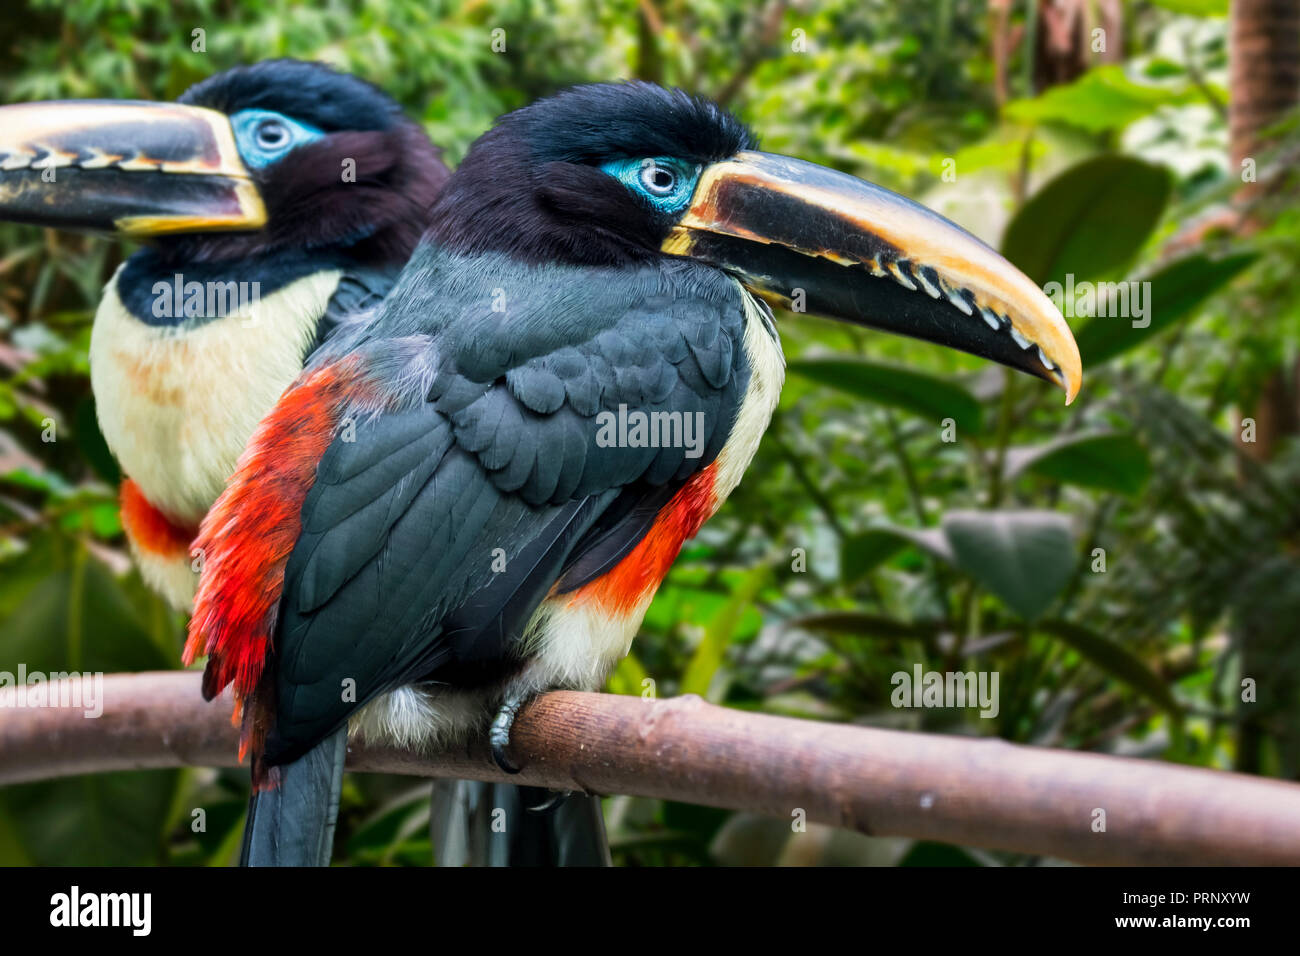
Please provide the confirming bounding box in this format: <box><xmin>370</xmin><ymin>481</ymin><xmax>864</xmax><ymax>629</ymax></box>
<box><xmin>664</xmin><ymin>150</ymin><xmax>1081</xmax><ymax>403</ymax></box>
<box><xmin>0</xmin><ymin>100</ymin><xmax>266</xmax><ymax>236</ymax></box>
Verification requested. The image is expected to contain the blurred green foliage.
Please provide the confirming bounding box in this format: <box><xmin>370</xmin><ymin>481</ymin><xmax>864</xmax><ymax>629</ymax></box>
<box><xmin>0</xmin><ymin>0</ymin><xmax>1297</xmax><ymax>866</ymax></box>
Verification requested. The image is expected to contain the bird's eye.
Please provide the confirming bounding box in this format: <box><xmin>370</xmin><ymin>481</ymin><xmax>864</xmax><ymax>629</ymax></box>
<box><xmin>600</xmin><ymin>156</ymin><xmax>701</xmax><ymax>214</ymax></box>
<box><xmin>229</xmin><ymin>109</ymin><xmax>326</xmax><ymax>169</ymax></box>
<box><xmin>639</xmin><ymin>160</ymin><xmax>678</xmax><ymax>196</ymax></box>
<box><xmin>254</xmin><ymin>119</ymin><xmax>291</xmax><ymax>152</ymax></box>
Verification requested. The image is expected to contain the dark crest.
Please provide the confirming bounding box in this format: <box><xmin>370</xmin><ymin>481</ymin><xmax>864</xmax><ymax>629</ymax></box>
<box><xmin>179</xmin><ymin>59</ymin><xmax>407</xmax><ymax>132</ymax></box>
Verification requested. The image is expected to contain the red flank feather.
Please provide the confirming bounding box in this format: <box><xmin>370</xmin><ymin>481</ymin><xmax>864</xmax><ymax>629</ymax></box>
<box><xmin>570</xmin><ymin>463</ymin><xmax>718</xmax><ymax>615</ymax></box>
<box><xmin>185</xmin><ymin>362</ymin><xmax>359</xmax><ymax>770</ymax></box>
<box><xmin>119</xmin><ymin>479</ymin><xmax>198</xmax><ymax>559</ymax></box>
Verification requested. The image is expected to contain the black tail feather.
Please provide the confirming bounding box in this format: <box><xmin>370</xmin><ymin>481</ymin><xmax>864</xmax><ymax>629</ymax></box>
<box><xmin>430</xmin><ymin>779</ymin><xmax>610</xmax><ymax>867</ymax></box>
<box><xmin>240</xmin><ymin>726</ymin><xmax>348</xmax><ymax>867</ymax></box>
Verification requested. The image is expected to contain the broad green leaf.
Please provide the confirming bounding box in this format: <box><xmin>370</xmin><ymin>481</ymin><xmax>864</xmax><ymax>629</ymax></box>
<box><xmin>788</xmin><ymin>358</ymin><xmax>983</xmax><ymax>434</ymax></box>
<box><xmin>1</xmin><ymin>467</ymin><xmax>73</xmax><ymax>496</ymax></box>
<box><xmin>1005</xmin><ymin>431</ymin><xmax>1151</xmax><ymax>496</ymax></box>
<box><xmin>1002</xmin><ymin>156</ymin><xmax>1170</xmax><ymax>286</ymax></box>
<box><xmin>0</xmin><ymin>534</ymin><xmax>59</xmax><ymax>619</ymax></box>
<box><xmin>941</xmin><ymin>510</ymin><xmax>1075</xmax><ymax>620</ymax></box>
<box><xmin>841</xmin><ymin>529</ymin><xmax>908</xmax><ymax>580</ymax></box>
<box><xmin>643</xmin><ymin>583</ymin><xmax>731</xmax><ymax>635</ymax></box>
<box><xmin>681</xmin><ymin>564</ymin><xmax>771</xmax><ymax>701</ymax></box>
<box><xmin>1038</xmin><ymin>619</ymin><xmax>1181</xmax><ymax>713</ymax></box>
<box><xmin>1005</xmin><ymin>65</ymin><xmax>1201</xmax><ymax>133</ymax></box>
<box><xmin>841</xmin><ymin>524</ymin><xmax>953</xmax><ymax>580</ymax></box>
<box><xmin>0</xmin><ymin>546</ymin><xmax>180</xmax><ymax>865</ymax></box>
<box><xmin>1073</xmin><ymin>252</ymin><xmax>1257</xmax><ymax>365</ymax></box>
<box><xmin>947</xmin><ymin>135</ymin><xmax>1048</xmax><ymax>176</ymax></box>
<box><xmin>0</xmin><ymin>770</ymin><xmax>180</xmax><ymax>865</ymax></box>
<box><xmin>0</xmin><ymin>552</ymin><xmax>171</xmax><ymax>675</ymax></box>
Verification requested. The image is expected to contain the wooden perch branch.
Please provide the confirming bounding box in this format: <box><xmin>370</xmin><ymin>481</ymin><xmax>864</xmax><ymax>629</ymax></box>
<box><xmin>2</xmin><ymin>672</ymin><xmax>1299</xmax><ymax>865</ymax></box>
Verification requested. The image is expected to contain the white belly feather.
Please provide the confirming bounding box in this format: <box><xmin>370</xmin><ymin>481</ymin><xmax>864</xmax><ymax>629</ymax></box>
<box><xmin>90</xmin><ymin>266</ymin><xmax>342</xmax><ymax>526</ymax></box>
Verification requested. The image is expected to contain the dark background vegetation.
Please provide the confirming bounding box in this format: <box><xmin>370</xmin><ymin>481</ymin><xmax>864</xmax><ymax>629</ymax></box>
<box><xmin>0</xmin><ymin>0</ymin><xmax>1296</xmax><ymax>865</ymax></box>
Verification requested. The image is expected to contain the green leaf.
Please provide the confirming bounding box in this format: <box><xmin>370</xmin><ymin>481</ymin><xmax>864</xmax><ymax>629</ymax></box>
<box><xmin>899</xmin><ymin>841</ymin><xmax>984</xmax><ymax>866</ymax></box>
<box><xmin>0</xmin><ymin>550</ymin><xmax>171</xmax><ymax>675</ymax></box>
<box><xmin>788</xmin><ymin>358</ymin><xmax>983</xmax><ymax>434</ymax></box>
<box><xmin>0</xmin><ymin>544</ymin><xmax>180</xmax><ymax>864</ymax></box>
<box><xmin>605</xmin><ymin>651</ymin><xmax>650</xmax><ymax>697</ymax></box>
<box><xmin>643</xmin><ymin>584</ymin><xmax>731</xmax><ymax>637</ymax></box>
<box><xmin>186</xmin><ymin>798</ymin><xmax>247</xmax><ymax>864</ymax></box>
<box><xmin>787</xmin><ymin>611</ymin><xmax>942</xmax><ymax>640</ymax></box>
<box><xmin>348</xmin><ymin>786</ymin><xmax>431</xmax><ymax>866</ymax></box>
<box><xmin>1148</xmin><ymin>0</ymin><xmax>1226</xmax><ymax>15</ymax></box>
<box><xmin>681</xmin><ymin>564</ymin><xmax>771</xmax><ymax>701</ymax></box>
<box><xmin>206</xmin><ymin>808</ymin><xmax>249</xmax><ymax>867</ymax></box>
<box><xmin>840</xmin><ymin>529</ymin><xmax>908</xmax><ymax>580</ymax></box>
<box><xmin>1073</xmin><ymin>252</ymin><xmax>1257</xmax><ymax>366</ymax></box>
<box><xmin>1038</xmin><ymin>619</ymin><xmax>1181</xmax><ymax>713</ymax></box>
<box><xmin>840</xmin><ymin>524</ymin><xmax>953</xmax><ymax>581</ymax></box>
<box><xmin>1005</xmin><ymin>65</ymin><xmax>1202</xmax><ymax>133</ymax></box>
<box><xmin>0</xmin><ymin>770</ymin><xmax>180</xmax><ymax>865</ymax></box>
<box><xmin>1005</xmin><ymin>431</ymin><xmax>1151</xmax><ymax>496</ymax></box>
<box><xmin>0</xmin><ymin>807</ymin><xmax>31</xmax><ymax>865</ymax></box>
<box><xmin>1002</xmin><ymin>156</ymin><xmax>1171</xmax><ymax>286</ymax></box>
<box><xmin>1142</xmin><ymin>58</ymin><xmax>1187</xmax><ymax>80</ymax></box>
<box><xmin>74</xmin><ymin>396</ymin><xmax>121</xmax><ymax>486</ymax></box>
<box><xmin>940</xmin><ymin>510</ymin><xmax>1075</xmax><ymax>620</ymax></box>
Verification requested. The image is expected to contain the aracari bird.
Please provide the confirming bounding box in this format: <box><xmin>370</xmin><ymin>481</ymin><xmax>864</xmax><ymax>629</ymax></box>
<box><xmin>0</xmin><ymin>60</ymin><xmax>447</xmax><ymax>609</ymax></box>
<box><xmin>183</xmin><ymin>81</ymin><xmax>1080</xmax><ymax>866</ymax></box>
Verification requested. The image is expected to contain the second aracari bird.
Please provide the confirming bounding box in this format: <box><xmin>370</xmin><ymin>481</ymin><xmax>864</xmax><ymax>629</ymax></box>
<box><xmin>0</xmin><ymin>59</ymin><xmax>448</xmax><ymax>610</ymax></box>
<box><xmin>185</xmin><ymin>80</ymin><xmax>1082</xmax><ymax>866</ymax></box>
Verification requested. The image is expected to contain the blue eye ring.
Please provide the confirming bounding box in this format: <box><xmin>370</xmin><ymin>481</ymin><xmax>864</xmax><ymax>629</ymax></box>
<box><xmin>229</xmin><ymin>109</ymin><xmax>325</xmax><ymax>169</ymax></box>
<box><xmin>599</xmin><ymin>156</ymin><xmax>701</xmax><ymax>214</ymax></box>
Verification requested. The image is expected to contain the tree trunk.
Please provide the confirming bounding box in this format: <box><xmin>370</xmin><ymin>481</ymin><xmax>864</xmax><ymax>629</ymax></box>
<box><xmin>1229</xmin><ymin>0</ymin><xmax>1300</xmax><ymax>775</ymax></box>
<box><xmin>1230</xmin><ymin>0</ymin><xmax>1300</xmax><ymax>210</ymax></box>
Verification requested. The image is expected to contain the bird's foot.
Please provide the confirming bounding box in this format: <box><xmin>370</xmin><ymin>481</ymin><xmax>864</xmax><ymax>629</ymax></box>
<box><xmin>489</xmin><ymin>692</ymin><xmax>526</xmax><ymax>774</ymax></box>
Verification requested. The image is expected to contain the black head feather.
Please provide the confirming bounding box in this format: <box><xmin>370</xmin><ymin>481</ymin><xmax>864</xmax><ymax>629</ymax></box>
<box><xmin>178</xmin><ymin>59</ymin><xmax>407</xmax><ymax>132</ymax></box>
<box><xmin>428</xmin><ymin>81</ymin><xmax>756</xmax><ymax>267</ymax></box>
<box><xmin>515</xmin><ymin>81</ymin><xmax>755</xmax><ymax>167</ymax></box>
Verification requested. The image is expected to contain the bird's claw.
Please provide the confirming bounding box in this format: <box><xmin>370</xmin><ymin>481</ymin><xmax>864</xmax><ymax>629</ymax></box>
<box><xmin>489</xmin><ymin>695</ymin><xmax>524</xmax><ymax>774</ymax></box>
